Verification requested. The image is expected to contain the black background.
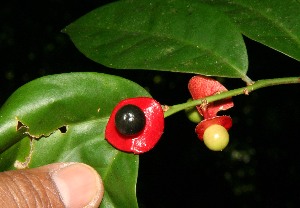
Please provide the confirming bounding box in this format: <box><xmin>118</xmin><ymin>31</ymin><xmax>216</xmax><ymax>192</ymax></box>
<box><xmin>1</xmin><ymin>1</ymin><xmax>300</xmax><ymax>207</ymax></box>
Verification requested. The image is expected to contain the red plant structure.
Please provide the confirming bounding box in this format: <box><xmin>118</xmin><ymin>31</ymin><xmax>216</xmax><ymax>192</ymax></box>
<box><xmin>105</xmin><ymin>97</ymin><xmax>164</xmax><ymax>154</ymax></box>
<box><xmin>188</xmin><ymin>75</ymin><xmax>234</xmax><ymax>150</ymax></box>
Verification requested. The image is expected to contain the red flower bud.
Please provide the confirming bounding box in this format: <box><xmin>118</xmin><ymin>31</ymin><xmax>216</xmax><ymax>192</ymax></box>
<box><xmin>105</xmin><ymin>97</ymin><xmax>164</xmax><ymax>154</ymax></box>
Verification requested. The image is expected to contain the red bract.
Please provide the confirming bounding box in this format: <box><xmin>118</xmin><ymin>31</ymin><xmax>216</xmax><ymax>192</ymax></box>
<box><xmin>195</xmin><ymin>116</ymin><xmax>232</xmax><ymax>139</ymax></box>
<box><xmin>188</xmin><ymin>75</ymin><xmax>234</xmax><ymax>140</ymax></box>
<box><xmin>188</xmin><ymin>75</ymin><xmax>233</xmax><ymax>118</ymax></box>
<box><xmin>105</xmin><ymin>97</ymin><xmax>164</xmax><ymax>154</ymax></box>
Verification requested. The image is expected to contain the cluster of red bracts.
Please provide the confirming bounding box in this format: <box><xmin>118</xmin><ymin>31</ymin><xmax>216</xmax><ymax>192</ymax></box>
<box><xmin>188</xmin><ymin>75</ymin><xmax>233</xmax><ymax>140</ymax></box>
<box><xmin>105</xmin><ymin>75</ymin><xmax>233</xmax><ymax>154</ymax></box>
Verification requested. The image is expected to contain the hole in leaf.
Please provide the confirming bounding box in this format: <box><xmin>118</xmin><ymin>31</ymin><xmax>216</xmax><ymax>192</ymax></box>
<box><xmin>16</xmin><ymin>120</ymin><xmax>28</xmax><ymax>131</ymax></box>
<box><xmin>58</xmin><ymin>125</ymin><xmax>67</xmax><ymax>133</ymax></box>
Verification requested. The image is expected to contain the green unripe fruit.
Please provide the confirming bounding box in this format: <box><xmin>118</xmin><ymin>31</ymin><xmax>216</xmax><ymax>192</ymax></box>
<box><xmin>185</xmin><ymin>98</ymin><xmax>203</xmax><ymax>123</ymax></box>
<box><xmin>203</xmin><ymin>124</ymin><xmax>229</xmax><ymax>151</ymax></box>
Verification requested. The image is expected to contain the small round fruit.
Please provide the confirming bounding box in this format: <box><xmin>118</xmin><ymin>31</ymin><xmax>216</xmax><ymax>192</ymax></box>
<box><xmin>185</xmin><ymin>98</ymin><xmax>203</xmax><ymax>123</ymax></box>
<box><xmin>203</xmin><ymin>124</ymin><xmax>229</xmax><ymax>151</ymax></box>
<box><xmin>105</xmin><ymin>97</ymin><xmax>164</xmax><ymax>154</ymax></box>
<box><xmin>115</xmin><ymin>104</ymin><xmax>146</xmax><ymax>136</ymax></box>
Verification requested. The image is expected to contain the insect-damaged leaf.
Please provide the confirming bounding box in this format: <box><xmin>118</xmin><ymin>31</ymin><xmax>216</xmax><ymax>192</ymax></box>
<box><xmin>0</xmin><ymin>72</ymin><xmax>150</xmax><ymax>208</ymax></box>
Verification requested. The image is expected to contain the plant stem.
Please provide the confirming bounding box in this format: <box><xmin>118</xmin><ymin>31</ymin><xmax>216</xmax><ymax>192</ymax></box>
<box><xmin>164</xmin><ymin>76</ymin><xmax>300</xmax><ymax>118</ymax></box>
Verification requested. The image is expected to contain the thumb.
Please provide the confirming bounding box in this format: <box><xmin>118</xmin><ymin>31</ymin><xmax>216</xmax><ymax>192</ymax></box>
<box><xmin>0</xmin><ymin>162</ymin><xmax>104</xmax><ymax>208</ymax></box>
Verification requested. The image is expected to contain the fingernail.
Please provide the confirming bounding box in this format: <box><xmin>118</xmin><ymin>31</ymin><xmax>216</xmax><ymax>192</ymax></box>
<box><xmin>51</xmin><ymin>163</ymin><xmax>103</xmax><ymax>208</ymax></box>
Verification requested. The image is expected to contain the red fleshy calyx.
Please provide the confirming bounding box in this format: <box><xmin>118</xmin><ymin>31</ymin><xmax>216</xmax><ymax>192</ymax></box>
<box><xmin>188</xmin><ymin>75</ymin><xmax>234</xmax><ymax>140</ymax></box>
<box><xmin>105</xmin><ymin>97</ymin><xmax>164</xmax><ymax>154</ymax></box>
<box><xmin>188</xmin><ymin>75</ymin><xmax>233</xmax><ymax>118</ymax></box>
<box><xmin>195</xmin><ymin>116</ymin><xmax>232</xmax><ymax>140</ymax></box>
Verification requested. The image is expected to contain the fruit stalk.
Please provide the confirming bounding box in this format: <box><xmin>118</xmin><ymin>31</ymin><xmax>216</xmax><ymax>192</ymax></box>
<box><xmin>164</xmin><ymin>76</ymin><xmax>300</xmax><ymax>118</ymax></box>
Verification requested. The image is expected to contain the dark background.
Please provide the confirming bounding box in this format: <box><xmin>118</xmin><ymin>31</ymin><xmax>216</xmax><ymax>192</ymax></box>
<box><xmin>1</xmin><ymin>1</ymin><xmax>300</xmax><ymax>207</ymax></box>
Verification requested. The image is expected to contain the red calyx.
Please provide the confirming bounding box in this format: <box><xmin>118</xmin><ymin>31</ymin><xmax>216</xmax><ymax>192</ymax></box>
<box><xmin>195</xmin><ymin>116</ymin><xmax>232</xmax><ymax>140</ymax></box>
<box><xmin>188</xmin><ymin>75</ymin><xmax>233</xmax><ymax>118</ymax></box>
<box><xmin>105</xmin><ymin>97</ymin><xmax>164</xmax><ymax>154</ymax></box>
<box><xmin>188</xmin><ymin>75</ymin><xmax>234</xmax><ymax>140</ymax></box>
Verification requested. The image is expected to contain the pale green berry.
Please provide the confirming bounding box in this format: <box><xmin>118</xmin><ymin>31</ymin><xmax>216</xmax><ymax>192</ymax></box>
<box><xmin>203</xmin><ymin>124</ymin><xmax>229</xmax><ymax>151</ymax></box>
<box><xmin>185</xmin><ymin>98</ymin><xmax>203</xmax><ymax>123</ymax></box>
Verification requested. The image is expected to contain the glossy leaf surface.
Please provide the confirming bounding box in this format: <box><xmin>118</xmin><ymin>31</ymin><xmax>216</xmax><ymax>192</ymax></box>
<box><xmin>0</xmin><ymin>72</ymin><xmax>150</xmax><ymax>208</ymax></box>
<box><xmin>200</xmin><ymin>0</ymin><xmax>300</xmax><ymax>61</ymax></box>
<box><xmin>64</xmin><ymin>0</ymin><xmax>248</xmax><ymax>78</ymax></box>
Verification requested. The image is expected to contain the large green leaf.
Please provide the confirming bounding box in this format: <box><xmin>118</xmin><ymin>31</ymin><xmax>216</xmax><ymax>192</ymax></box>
<box><xmin>0</xmin><ymin>72</ymin><xmax>150</xmax><ymax>208</ymax></box>
<box><xmin>200</xmin><ymin>0</ymin><xmax>300</xmax><ymax>61</ymax></box>
<box><xmin>64</xmin><ymin>0</ymin><xmax>248</xmax><ymax>78</ymax></box>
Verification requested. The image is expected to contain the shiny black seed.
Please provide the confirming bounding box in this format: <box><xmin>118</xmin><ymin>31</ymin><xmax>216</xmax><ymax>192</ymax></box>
<box><xmin>115</xmin><ymin>104</ymin><xmax>146</xmax><ymax>136</ymax></box>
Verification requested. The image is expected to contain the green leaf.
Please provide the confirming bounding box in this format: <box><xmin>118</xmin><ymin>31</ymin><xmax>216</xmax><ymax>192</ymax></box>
<box><xmin>0</xmin><ymin>72</ymin><xmax>150</xmax><ymax>208</ymax></box>
<box><xmin>200</xmin><ymin>0</ymin><xmax>300</xmax><ymax>61</ymax></box>
<box><xmin>64</xmin><ymin>0</ymin><xmax>248</xmax><ymax>78</ymax></box>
